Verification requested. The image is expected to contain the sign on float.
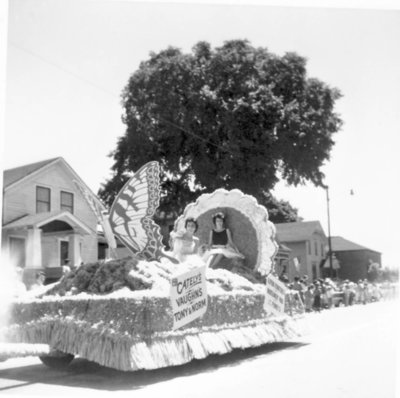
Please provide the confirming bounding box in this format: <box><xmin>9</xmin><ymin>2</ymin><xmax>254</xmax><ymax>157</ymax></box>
<box><xmin>170</xmin><ymin>266</ymin><xmax>208</xmax><ymax>330</ymax></box>
<box><xmin>264</xmin><ymin>274</ymin><xmax>288</xmax><ymax>316</ymax></box>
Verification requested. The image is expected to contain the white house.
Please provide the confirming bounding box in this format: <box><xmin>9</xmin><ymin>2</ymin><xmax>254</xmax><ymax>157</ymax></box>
<box><xmin>1</xmin><ymin>157</ymin><xmax>103</xmax><ymax>285</ymax></box>
<box><xmin>275</xmin><ymin>221</ymin><xmax>328</xmax><ymax>281</ymax></box>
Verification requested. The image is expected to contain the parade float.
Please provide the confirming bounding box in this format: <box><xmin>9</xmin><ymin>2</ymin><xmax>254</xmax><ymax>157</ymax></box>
<box><xmin>1</xmin><ymin>162</ymin><xmax>304</xmax><ymax>371</ymax></box>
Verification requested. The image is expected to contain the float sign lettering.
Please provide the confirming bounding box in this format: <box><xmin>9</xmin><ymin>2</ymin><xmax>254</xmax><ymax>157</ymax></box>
<box><xmin>264</xmin><ymin>274</ymin><xmax>288</xmax><ymax>316</ymax></box>
<box><xmin>170</xmin><ymin>266</ymin><xmax>208</xmax><ymax>330</ymax></box>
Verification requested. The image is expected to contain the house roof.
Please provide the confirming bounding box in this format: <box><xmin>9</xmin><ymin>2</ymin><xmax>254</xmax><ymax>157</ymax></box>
<box><xmin>3</xmin><ymin>157</ymin><xmax>106</xmax><ymax>215</ymax></box>
<box><xmin>3</xmin><ymin>210</ymin><xmax>94</xmax><ymax>235</ymax></box>
<box><xmin>275</xmin><ymin>221</ymin><xmax>326</xmax><ymax>242</ymax></box>
<box><xmin>3</xmin><ymin>158</ymin><xmax>60</xmax><ymax>188</ymax></box>
<box><xmin>331</xmin><ymin>236</ymin><xmax>380</xmax><ymax>254</ymax></box>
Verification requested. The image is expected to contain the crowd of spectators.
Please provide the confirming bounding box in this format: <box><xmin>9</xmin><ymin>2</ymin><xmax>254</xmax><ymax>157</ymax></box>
<box><xmin>279</xmin><ymin>273</ymin><xmax>398</xmax><ymax>313</ymax></box>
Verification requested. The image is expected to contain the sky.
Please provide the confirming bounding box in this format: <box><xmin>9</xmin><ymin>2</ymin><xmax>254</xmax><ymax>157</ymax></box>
<box><xmin>1</xmin><ymin>0</ymin><xmax>399</xmax><ymax>268</ymax></box>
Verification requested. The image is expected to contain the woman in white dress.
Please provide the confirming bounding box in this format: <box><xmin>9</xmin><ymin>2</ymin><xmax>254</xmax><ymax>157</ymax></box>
<box><xmin>170</xmin><ymin>218</ymin><xmax>201</xmax><ymax>262</ymax></box>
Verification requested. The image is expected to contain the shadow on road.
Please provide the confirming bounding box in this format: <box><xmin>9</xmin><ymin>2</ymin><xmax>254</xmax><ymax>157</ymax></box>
<box><xmin>0</xmin><ymin>341</ymin><xmax>307</xmax><ymax>392</ymax></box>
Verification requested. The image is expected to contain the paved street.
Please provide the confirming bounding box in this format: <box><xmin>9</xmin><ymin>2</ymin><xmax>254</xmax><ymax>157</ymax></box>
<box><xmin>0</xmin><ymin>300</ymin><xmax>398</xmax><ymax>397</ymax></box>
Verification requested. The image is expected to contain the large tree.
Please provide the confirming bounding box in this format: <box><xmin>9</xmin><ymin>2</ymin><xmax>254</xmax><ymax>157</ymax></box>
<box><xmin>99</xmin><ymin>40</ymin><xmax>342</xmax><ymax>218</ymax></box>
<box><xmin>259</xmin><ymin>193</ymin><xmax>300</xmax><ymax>224</ymax></box>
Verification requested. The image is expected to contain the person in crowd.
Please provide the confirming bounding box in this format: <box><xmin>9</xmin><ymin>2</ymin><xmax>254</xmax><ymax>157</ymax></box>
<box><xmin>29</xmin><ymin>270</ymin><xmax>45</xmax><ymax>290</ymax></box>
<box><xmin>279</xmin><ymin>272</ymin><xmax>289</xmax><ymax>284</ymax></box>
<box><xmin>348</xmin><ymin>282</ymin><xmax>356</xmax><ymax>305</ymax></box>
<box><xmin>304</xmin><ymin>285</ymin><xmax>314</xmax><ymax>312</ymax></box>
<box><xmin>363</xmin><ymin>279</ymin><xmax>370</xmax><ymax>303</ymax></box>
<box><xmin>356</xmin><ymin>280</ymin><xmax>364</xmax><ymax>304</ymax></box>
<box><xmin>205</xmin><ymin>212</ymin><xmax>244</xmax><ymax>268</ymax></box>
<box><xmin>343</xmin><ymin>282</ymin><xmax>351</xmax><ymax>306</ymax></box>
<box><xmin>320</xmin><ymin>281</ymin><xmax>328</xmax><ymax>308</ymax></box>
<box><xmin>325</xmin><ymin>282</ymin><xmax>334</xmax><ymax>309</ymax></box>
<box><xmin>170</xmin><ymin>218</ymin><xmax>201</xmax><ymax>262</ymax></box>
<box><xmin>357</xmin><ymin>280</ymin><xmax>368</xmax><ymax>304</ymax></box>
<box><xmin>61</xmin><ymin>265</ymin><xmax>71</xmax><ymax>276</ymax></box>
<box><xmin>292</xmin><ymin>276</ymin><xmax>304</xmax><ymax>303</ymax></box>
<box><xmin>300</xmin><ymin>275</ymin><xmax>309</xmax><ymax>288</ymax></box>
<box><xmin>370</xmin><ymin>283</ymin><xmax>382</xmax><ymax>302</ymax></box>
<box><xmin>313</xmin><ymin>281</ymin><xmax>322</xmax><ymax>312</ymax></box>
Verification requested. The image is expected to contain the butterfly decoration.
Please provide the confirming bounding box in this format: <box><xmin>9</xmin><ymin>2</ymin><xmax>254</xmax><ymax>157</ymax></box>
<box><xmin>109</xmin><ymin>161</ymin><xmax>166</xmax><ymax>260</ymax></box>
<box><xmin>73</xmin><ymin>179</ymin><xmax>118</xmax><ymax>257</ymax></box>
<box><xmin>74</xmin><ymin>161</ymin><xmax>171</xmax><ymax>262</ymax></box>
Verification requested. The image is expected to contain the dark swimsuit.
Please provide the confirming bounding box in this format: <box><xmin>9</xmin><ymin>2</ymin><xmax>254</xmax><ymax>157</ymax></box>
<box><xmin>212</xmin><ymin>229</ymin><xmax>228</xmax><ymax>245</ymax></box>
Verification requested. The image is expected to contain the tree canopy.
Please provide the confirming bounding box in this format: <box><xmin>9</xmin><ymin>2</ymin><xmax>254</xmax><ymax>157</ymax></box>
<box><xmin>99</xmin><ymin>40</ymin><xmax>342</xmax><ymax>219</ymax></box>
<box><xmin>259</xmin><ymin>193</ymin><xmax>300</xmax><ymax>224</ymax></box>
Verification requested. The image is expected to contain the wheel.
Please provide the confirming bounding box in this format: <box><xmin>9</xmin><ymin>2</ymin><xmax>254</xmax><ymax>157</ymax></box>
<box><xmin>39</xmin><ymin>350</ymin><xmax>75</xmax><ymax>368</ymax></box>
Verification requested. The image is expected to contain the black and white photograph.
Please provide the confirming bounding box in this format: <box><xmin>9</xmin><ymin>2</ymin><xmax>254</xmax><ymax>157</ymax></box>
<box><xmin>0</xmin><ymin>0</ymin><xmax>399</xmax><ymax>397</ymax></box>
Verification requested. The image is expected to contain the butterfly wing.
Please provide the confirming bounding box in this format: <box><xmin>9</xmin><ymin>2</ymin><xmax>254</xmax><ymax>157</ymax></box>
<box><xmin>73</xmin><ymin>179</ymin><xmax>103</xmax><ymax>221</ymax></box>
<box><xmin>73</xmin><ymin>179</ymin><xmax>117</xmax><ymax>250</ymax></box>
<box><xmin>109</xmin><ymin>161</ymin><xmax>165</xmax><ymax>260</ymax></box>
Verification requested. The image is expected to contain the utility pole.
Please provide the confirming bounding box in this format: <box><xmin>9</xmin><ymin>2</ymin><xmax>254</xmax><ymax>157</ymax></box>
<box><xmin>325</xmin><ymin>185</ymin><xmax>333</xmax><ymax>278</ymax></box>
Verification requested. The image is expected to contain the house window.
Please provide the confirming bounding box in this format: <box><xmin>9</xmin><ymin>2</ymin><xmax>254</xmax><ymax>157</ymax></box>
<box><xmin>36</xmin><ymin>186</ymin><xmax>51</xmax><ymax>213</ymax></box>
<box><xmin>307</xmin><ymin>241</ymin><xmax>311</xmax><ymax>255</ymax></box>
<box><xmin>321</xmin><ymin>243</ymin><xmax>324</xmax><ymax>257</ymax></box>
<box><xmin>314</xmin><ymin>240</ymin><xmax>318</xmax><ymax>255</ymax></box>
<box><xmin>61</xmin><ymin>191</ymin><xmax>74</xmax><ymax>213</ymax></box>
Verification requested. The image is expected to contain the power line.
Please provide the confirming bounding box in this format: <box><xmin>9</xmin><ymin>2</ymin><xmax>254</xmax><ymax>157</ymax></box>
<box><xmin>9</xmin><ymin>41</ymin><xmax>247</xmax><ymax>158</ymax></box>
<box><xmin>9</xmin><ymin>41</ymin><xmax>119</xmax><ymax>97</ymax></box>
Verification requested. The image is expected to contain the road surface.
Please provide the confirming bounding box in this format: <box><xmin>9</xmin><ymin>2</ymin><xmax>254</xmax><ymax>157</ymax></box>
<box><xmin>0</xmin><ymin>300</ymin><xmax>398</xmax><ymax>397</ymax></box>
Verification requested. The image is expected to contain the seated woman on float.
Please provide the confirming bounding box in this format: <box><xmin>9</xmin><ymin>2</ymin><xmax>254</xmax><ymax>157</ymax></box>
<box><xmin>205</xmin><ymin>212</ymin><xmax>244</xmax><ymax>268</ymax></box>
<box><xmin>170</xmin><ymin>218</ymin><xmax>201</xmax><ymax>262</ymax></box>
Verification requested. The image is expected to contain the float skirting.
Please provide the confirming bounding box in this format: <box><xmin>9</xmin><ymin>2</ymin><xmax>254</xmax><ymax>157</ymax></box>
<box><xmin>4</xmin><ymin>316</ymin><xmax>302</xmax><ymax>371</ymax></box>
